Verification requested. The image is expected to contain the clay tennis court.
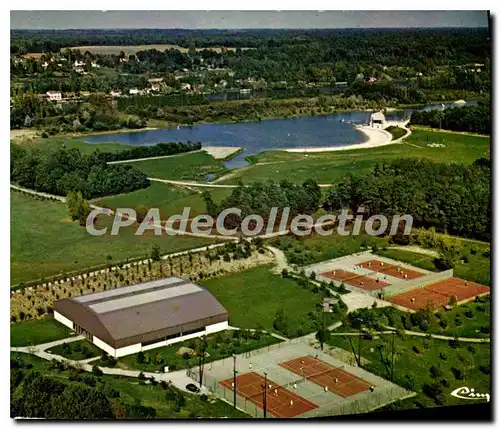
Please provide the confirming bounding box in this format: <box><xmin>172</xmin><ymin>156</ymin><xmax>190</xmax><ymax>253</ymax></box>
<box><xmin>279</xmin><ymin>356</ymin><xmax>373</xmax><ymax>397</ymax></box>
<box><xmin>356</xmin><ymin>260</ymin><xmax>425</xmax><ymax>280</ymax></box>
<box><xmin>321</xmin><ymin>269</ymin><xmax>390</xmax><ymax>291</ymax></box>
<box><xmin>387</xmin><ymin>277</ymin><xmax>490</xmax><ymax>310</ymax></box>
<box><xmin>220</xmin><ymin>372</ymin><xmax>318</xmax><ymax>418</ymax></box>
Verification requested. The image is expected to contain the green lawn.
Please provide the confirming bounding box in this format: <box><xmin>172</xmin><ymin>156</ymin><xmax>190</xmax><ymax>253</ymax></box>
<box><xmin>200</xmin><ymin>266</ymin><xmax>338</xmax><ymax>337</ymax></box>
<box><xmin>114</xmin><ymin>330</ymin><xmax>281</xmax><ymax>372</ymax></box>
<box><xmin>11</xmin><ymin>317</ymin><xmax>72</xmax><ymax>347</ymax></box>
<box><xmin>11</xmin><ymin>191</ymin><xmax>211</xmax><ymax>285</ymax></box>
<box><xmin>11</xmin><ymin>352</ymin><xmax>248</xmax><ymax>419</ymax></box>
<box><xmin>376</xmin><ymin>244</ymin><xmax>491</xmax><ymax>286</ymax></box>
<box><xmin>218</xmin><ymin>130</ymin><xmax>490</xmax><ymax>184</ymax></box>
<box><xmin>47</xmin><ymin>339</ymin><xmax>102</xmax><ymax>360</ymax></box>
<box><xmin>327</xmin><ymin>329</ymin><xmax>490</xmax><ymax>410</ymax></box>
<box><xmin>94</xmin><ymin>181</ymin><xmax>232</xmax><ymax>219</ymax></box>
<box><xmin>20</xmin><ymin>137</ymin><xmax>130</xmax><ymax>155</ymax></box>
<box><xmin>268</xmin><ymin>230</ymin><xmax>390</xmax><ymax>267</ymax></box>
<box><xmin>131</xmin><ymin>151</ymin><xmax>227</xmax><ymax>181</ymax></box>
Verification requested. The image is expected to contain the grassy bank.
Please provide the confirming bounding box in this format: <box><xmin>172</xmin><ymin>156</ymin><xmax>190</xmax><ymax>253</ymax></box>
<box><xmin>131</xmin><ymin>151</ymin><xmax>227</xmax><ymax>181</ymax></box>
<box><xmin>11</xmin><ymin>317</ymin><xmax>72</xmax><ymax>347</ymax></box>
<box><xmin>94</xmin><ymin>182</ymin><xmax>232</xmax><ymax>219</ymax></box>
<box><xmin>11</xmin><ymin>191</ymin><xmax>211</xmax><ymax>285</ymax></box>
<box><xmin>216</xmin><ymin>130</ymin><xmax>490</xmax><ymax>184</ymax></box>
<box><xmin>11</xmin><ymin>352</ymin><xmax>248</xmax><ymax>418</ymax></box>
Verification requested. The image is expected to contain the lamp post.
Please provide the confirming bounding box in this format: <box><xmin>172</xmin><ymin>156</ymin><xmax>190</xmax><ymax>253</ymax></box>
<box><xmin>262</xmin><ymin>372</ymin><xmax>268</xmax><ymax>418</ymax></box>
<box><xmin>232</xmin><ymin>354</ymin><xmax>237</xmax><ymax>409</ymax></box>
<box><xmin>357</xmin><ymin>317</ymin><xmax>364</xmax><ymax>367</ymax></box>
<box><xmin>391</xmin><ymin>331</ymin><xmax>395</xmax><ymax>382</ymax></box>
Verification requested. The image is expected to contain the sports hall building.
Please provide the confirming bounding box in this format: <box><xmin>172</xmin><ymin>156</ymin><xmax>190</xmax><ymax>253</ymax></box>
<box><xmin>54</xmin><ymin>276</ymin><xmax>229</xmax><ymax>358</ymax></box>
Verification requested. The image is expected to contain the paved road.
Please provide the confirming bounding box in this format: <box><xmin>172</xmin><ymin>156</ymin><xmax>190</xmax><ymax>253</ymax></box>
<box><xmin>149</xmin><ymin>177</ymin><xmax>333</xmax><ymax>189</ymax></box>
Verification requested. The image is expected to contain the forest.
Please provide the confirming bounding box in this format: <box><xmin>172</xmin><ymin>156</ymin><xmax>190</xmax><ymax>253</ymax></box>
<box><xmin>10</xmin><ymin>144</ymin><xmax>150</xmax><ymax>198</ymax></box>
<box><xmin>322</xmin><ymin>158</ymin><xmax>491</xmax><ymax>241</ymax></box>
<box><xmin>410</xmin><ymin>104</ymin><xmax>490</xmax><ymax>135</ymax></box>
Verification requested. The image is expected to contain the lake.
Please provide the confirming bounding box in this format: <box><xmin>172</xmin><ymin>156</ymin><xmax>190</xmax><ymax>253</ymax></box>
<box><xmin>83</xmin><ymin>101</ymin><xmax>477</xmax><ymax>170</ymax></box>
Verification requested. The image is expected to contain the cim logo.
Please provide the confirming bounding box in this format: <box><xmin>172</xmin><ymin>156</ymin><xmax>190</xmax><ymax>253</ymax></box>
<box><xmin>451</xmin><ymin>387</ymin><xmax>490</xmax><ymax>403</ymax></box>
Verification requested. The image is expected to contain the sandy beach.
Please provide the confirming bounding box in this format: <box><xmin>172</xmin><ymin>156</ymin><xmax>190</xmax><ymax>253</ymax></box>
<box><xmin>283</xmin><ymin>125</ymin><xmax>394</xmax><ymax>153</ymax></box>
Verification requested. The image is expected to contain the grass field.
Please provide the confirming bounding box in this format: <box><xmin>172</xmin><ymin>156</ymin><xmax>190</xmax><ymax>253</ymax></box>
<box><xmin>19</xmin><ymin>137</ymin><xmax>130</xmax><ymax>155</ymax></box>
<box><xmin>131</xmin><ymin>151</ymin><xmax>227</xmax><ymax>181</ymax></box>
<box><xmin>10</xmin><ymin>317</ymin><xmax>72</xmax><ymax>347</ymax></box>
<box><xmin>94</xmin><ymin>181</ymin><xmax>232</xmax><ymax>219</ymax></box>
<box><xmin>11</xmin><ymin>191</ymin><xmax>211</xmax><ymax>285</ymax></box>
<box><xmin>47</xmin><ymin>339</ymin><xmax>102</xmax><ymax>360</ymax></box>
<box><xmin>327</xmin><ymin>328</ymin><xmax>490</xmax><ymax>410</ymax></box>
<box><xmin>218</xmin><ymin>130</ymin><xmax>490</xmax><ymax>184</ymax></box>
<box><xmin>114</xmin><ymin>330</ymin><xmax>281</xmax><ymax>372</ymax></box>
<box><xmin>200</xmin><ymin>266</ymin><xmax>337</xmax><ymax>337</ymax></box>
<box><xmin>11</xmin><ymin>352</ymin><xmax>248</xmax><ymax>418</ymax></box>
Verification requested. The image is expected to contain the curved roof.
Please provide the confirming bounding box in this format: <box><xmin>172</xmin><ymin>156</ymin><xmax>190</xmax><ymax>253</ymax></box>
<box><xmin>370</xmin><ymin>111</ymin><xmax>386</xmax><ymax>121</ymax></box>
<box><xmin>54</xmin><ymin>277</ymin><xmax>228</xmax><ymax>349</ymax></box>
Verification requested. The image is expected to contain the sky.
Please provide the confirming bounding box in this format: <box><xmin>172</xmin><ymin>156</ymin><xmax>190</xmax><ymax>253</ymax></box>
<box><xmin>10</xmin><ymin>10</ymin><xmax>489</xmax><ymax>30</ymax></box>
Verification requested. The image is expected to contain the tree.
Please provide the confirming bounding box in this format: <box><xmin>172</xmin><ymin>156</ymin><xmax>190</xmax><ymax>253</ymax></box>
<box><xmin>151</xmin><ymin>244</ymin><xmax>161</xmax><ymax>262</ymax></box>
<box><xmin>315</xmin><ymin>325</ymin><xmax>331</xmax><ymax>351</ymax></box>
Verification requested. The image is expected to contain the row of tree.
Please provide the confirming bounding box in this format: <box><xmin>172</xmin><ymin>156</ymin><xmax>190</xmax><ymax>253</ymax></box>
<box><xmin>204</xmin><ymin>179</ymin><xmax>322</xmax><ymax>230</ymax></box>
<box><xmin>322</xmin><ymin>158</ymin><xmax>491</xmax><ymax>241</ymax></box>
<box><xmin>96</xmin><ymin>141</ymin><xmax>201</xmax><ymax>163</ymax></box>
<box><xmin>410</xmin><ymin>104</ymin><xmax>490</xmax><ymax>135</ymax></box>
<box><xmin>11</xmin><ymin>144</ymin><xmax>150</xmax><ymax>199</ymax></box>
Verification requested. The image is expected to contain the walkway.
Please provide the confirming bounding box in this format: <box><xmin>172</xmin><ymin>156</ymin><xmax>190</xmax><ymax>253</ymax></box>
<box><xmin>149</xmin><ymin>177</ymin><xmax>333</xmax><ymax>188</ymax></box>
<box><xmin>11</xmin><ymin>336</ymin><xmax>209</xmax><ymax>395</ymax></box>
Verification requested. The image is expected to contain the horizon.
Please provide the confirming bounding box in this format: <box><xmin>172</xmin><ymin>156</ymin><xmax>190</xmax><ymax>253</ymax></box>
<box><xmin>10</xmin><ymin>10</ymin><xmax>489</xmax><ymax>30</ymax></box>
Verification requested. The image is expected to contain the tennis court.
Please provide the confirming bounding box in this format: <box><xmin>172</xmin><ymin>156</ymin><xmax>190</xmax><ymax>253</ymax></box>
<box><xmin>279</xmin><ymin>355</ymin><xmax>373</xmax><ymax>397</ymax></box>
<box><xmin>220</xmin><ymin>371</ymin><xmax>318</xmax><ymax>418</ymax></box>
<box><xmin>387</xmin><ymin>277</ymin><xmax>490</xmax><ymax>310</ymax></box>
<box><xmin>356</xmin><ymin>259</ymin><xmax>425</xmax><ymax>280</ymax></box>
<box><xmin>321</xmin><ymin>269</ymin><xmax>390</xmax><ymax>291</ymax></box>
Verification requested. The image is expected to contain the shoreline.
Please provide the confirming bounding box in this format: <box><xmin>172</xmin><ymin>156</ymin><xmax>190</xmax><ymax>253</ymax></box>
<box><xmin>282</xmin><ymin>125</ymin><xmax>394</xmax><ymax>153</ymax></box>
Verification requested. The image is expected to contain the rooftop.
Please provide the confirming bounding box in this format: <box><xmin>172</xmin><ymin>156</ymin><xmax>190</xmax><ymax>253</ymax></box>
<box><xmin>55</xmin><ymin>277</ymin><xmax>228</xmax><ymax>348</ymax></box>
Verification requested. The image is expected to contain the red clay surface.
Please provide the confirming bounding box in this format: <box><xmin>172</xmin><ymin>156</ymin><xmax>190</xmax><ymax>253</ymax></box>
<box><xmin>321</xmin><ymin>269</ymin><xmax>390</xmax><ymax>291</ymax></box>
<box><xmin>387</xmin><ymin>277</ymin><xmax>490</xmax><ymax>310</ymax></box>
<box><xmin>279</xmin><ymin>356</ymin><xmax>372</xmax><ymax>397</ymax></box>
<box><xmin>356</xmin><ymin>259</ymin><xmax>425</xmax><ymax>280</ymax></box>
<box><xmin>220</xmin><ymin>372</ymin><xmax>318</xmax><ymax>418</ymax></box>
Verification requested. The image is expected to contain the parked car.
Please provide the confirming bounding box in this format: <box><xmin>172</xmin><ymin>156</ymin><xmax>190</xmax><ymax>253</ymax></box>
<box><xmin>186</xmin><ymin>383</ymin><xmax>200</xmax><ymax>393</ymax></box>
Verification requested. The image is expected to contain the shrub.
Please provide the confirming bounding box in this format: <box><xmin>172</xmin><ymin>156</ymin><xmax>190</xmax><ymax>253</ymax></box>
<box><xmin>451</xmin><ymin>367</ymin><xmax>464</xmax><ymax>380</ymax></box>
<box><xmin>430</xmin><ymin>365</ymin><xmax>443</xmax><ymax>379</ymax></box>
<box><xmin>138</xmin><ymin>372</ymin><xmax>145</xmax><ymax>380</ymax></box>
<box><xmin>92</xmin><ymin>365</ymin><xmax>103</xmax><ymax>377</ymax></box>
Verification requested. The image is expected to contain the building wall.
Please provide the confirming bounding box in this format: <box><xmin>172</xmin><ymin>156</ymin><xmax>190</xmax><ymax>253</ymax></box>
<box><xmin>55</xmin><ymin>316</ymin><xmax>229</xmax><ymax>358</ymax></box>
<box><xmin>54</xmin><ymin>311</ymin><xmax>74</xmax><ymax>329</ymax></box>
<box><xmin>92</xmin><ymin>336</ymin><xmax>116</xmax><ymax>357</ymax></box>
<box><xmin>205</xmin><ymin>320</ymin><xmax>229</xmax><ymax>334</ymax></box>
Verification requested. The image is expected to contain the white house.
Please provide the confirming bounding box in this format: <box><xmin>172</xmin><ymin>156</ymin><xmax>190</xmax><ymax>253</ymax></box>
<box><xmin>46</xmin><ymin>91</ymin><xmax>62</xmax><ymax>101</ymax></box>
<box><xmin>369</xmin><ymin>112</ymin><xmax>386</xmax><ymax>129</ymax></box>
